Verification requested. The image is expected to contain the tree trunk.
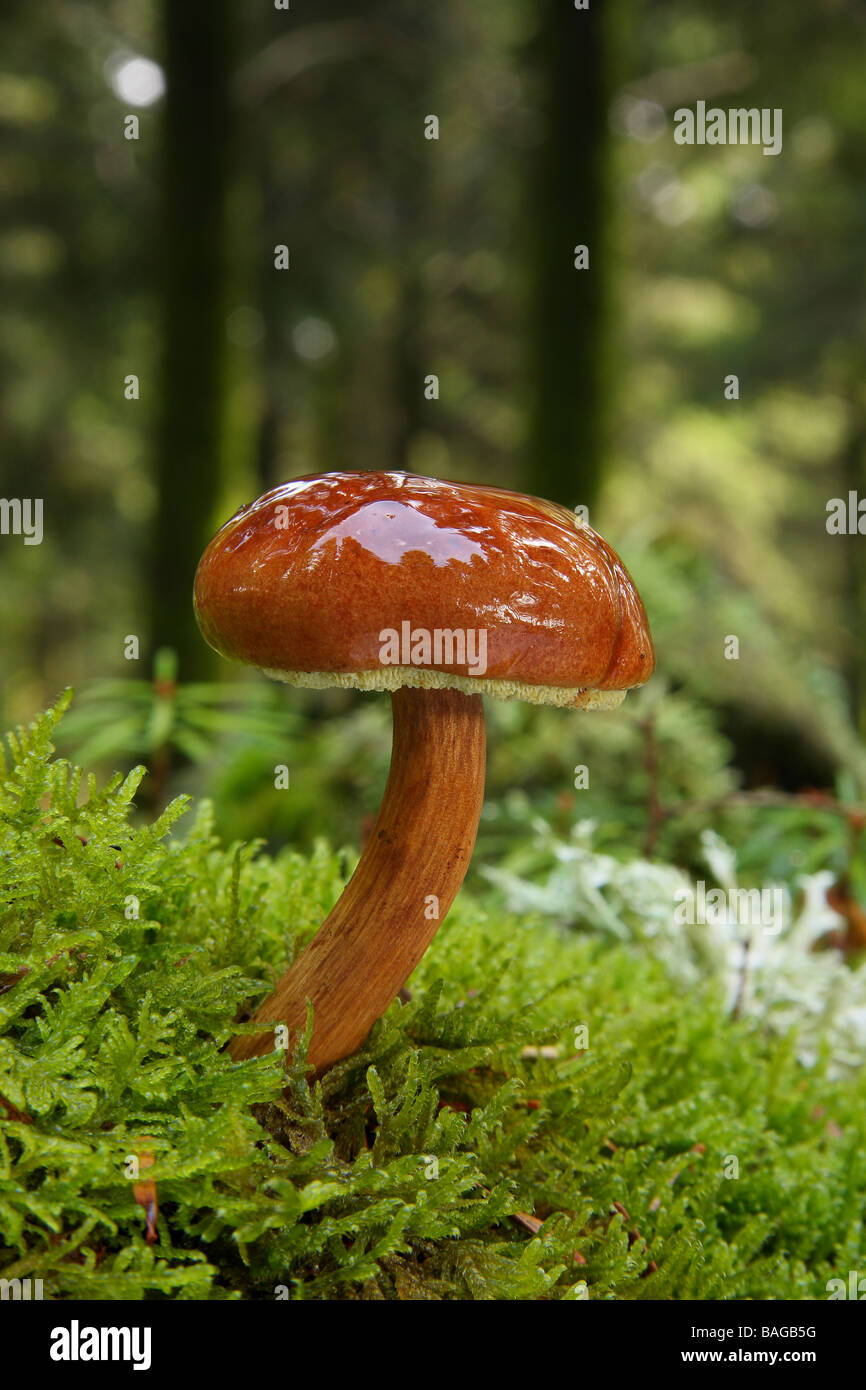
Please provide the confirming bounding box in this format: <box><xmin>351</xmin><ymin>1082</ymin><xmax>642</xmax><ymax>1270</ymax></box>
<box><xmin>150</xmin><ymin>0</ymin><xmax>230</xmax><ymax>676</ymax></box>
<box><xmin>524</xmin><ymin>0</ymin><xmax>609</xmax><ymax>511</ymax></box>
<box><xmin>843</xmin><ymin>413</ymin><xmax>866</xmax><ymax>742</ymax></box>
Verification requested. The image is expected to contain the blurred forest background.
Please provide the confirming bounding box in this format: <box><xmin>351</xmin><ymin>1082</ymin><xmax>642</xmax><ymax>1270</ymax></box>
<box><xmin>1</xmin><ymin>0</ymin><xmax>865</xmax><ymax>876</ymax></box>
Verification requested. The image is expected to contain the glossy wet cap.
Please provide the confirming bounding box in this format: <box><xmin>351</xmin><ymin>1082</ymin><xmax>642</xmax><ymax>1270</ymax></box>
<box><xmin>193</xmin><ymin>471</ymin><xmax>654</xmax><ymax>708</ymax></box>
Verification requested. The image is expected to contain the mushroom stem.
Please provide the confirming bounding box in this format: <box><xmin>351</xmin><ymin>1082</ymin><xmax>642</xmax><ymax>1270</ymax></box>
<box><xmin>229</xmin><ymin>686</ymin><xmax>486</xmax><ymax>1075</ymax></box>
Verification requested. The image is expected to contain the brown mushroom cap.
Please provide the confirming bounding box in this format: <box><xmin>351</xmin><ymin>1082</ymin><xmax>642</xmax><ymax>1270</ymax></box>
<box><xmin>193</xmin><ymin>470</ymin><xmax>654</xmax><ymax>709</ymax></box>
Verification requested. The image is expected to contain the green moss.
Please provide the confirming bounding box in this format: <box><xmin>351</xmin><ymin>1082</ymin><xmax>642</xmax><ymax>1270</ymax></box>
<box><xmin>1</xmin><ymin>698</ymin><xmax>864</xmax><ymax>1299</ymax></box>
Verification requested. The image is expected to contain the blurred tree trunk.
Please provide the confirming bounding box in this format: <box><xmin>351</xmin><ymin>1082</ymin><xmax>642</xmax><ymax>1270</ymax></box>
<box><xmin>385</xmin><ymin>16</ymin><xmax>438</xmax><ymax>473</ymax></box>
<box><xmin>524</xmin><ymin>0</ymin><xmax>609</xmax><ymax>510</ymax></box>
<box><xmin>150</xmin><ymin>0</ymin><xmax>230</xmax><ymax>677</ymax></box>
<box><xmin>391</xmin><ymin>234</ymin><xmax>426</xmax><ymax>472</ymax></box>
<box><xmin>391</xmin><ymin>254</ymin><xmax>425</xmax><ymax>467</ymax></box>
<box><xmin>843</xmin><ymin>412</ymin><xmax>866</xmax><ymax>741</ymax></box>
<box><xmin>254</xmin><ymin>143</ymin><xmax>286</xmax><ymax>491</ymax></box>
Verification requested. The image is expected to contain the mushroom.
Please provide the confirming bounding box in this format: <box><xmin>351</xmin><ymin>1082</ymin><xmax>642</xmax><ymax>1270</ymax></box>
<box><xmin>193</xmin><ymin>471</ymin><xmax>654</xmax><ymax>1076</ymax></box>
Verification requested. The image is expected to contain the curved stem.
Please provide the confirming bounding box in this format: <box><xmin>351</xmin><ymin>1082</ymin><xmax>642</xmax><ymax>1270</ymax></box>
<box><xmin>229</xmin><ymin>687</ymin><xmax>487</xmax><ymax>1075</ymax></box>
